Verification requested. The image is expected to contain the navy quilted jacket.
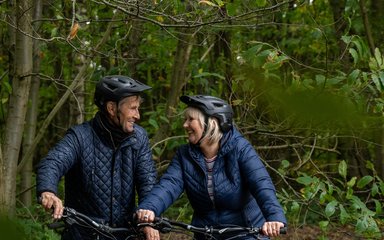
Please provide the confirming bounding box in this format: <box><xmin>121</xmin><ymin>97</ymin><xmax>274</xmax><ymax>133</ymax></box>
<box><xmin>36</xmin><ymin>118</ymin><xmax>157</xmax><ymax>230</ymax></box>
<box><xmin>139</xmin><ymin>127</ymin><xmax>286</xmax><ymax>231</ymax></box>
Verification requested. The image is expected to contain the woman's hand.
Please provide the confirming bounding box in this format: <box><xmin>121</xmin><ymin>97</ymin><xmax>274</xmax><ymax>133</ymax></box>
<box><xmin>136</xmin><ymin>209</ymin><xmax>155</xmax><ymax>222</ymax></box>
<box><xmin>262</xmin><ymin>221</ymin><xmax>285</xmax><ymax>237</ymax></box>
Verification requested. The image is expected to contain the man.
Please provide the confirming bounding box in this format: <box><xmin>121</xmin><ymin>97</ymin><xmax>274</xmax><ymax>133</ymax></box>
<box><xmin>36</xmin><ymin>75</ymin><xmax>159</xmax><ymax>240</ymax></box>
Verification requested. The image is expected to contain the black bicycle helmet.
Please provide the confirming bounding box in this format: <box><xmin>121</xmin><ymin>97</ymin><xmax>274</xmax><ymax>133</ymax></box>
<box><xmin>94</xmin><ymin>75</ymin><xmax>151</xmax><ymax>109</ymax></box>
<box><xmin>180</xmin><ymin>95</ymin><xmax>233</xmax><ymax>132</ymax></box>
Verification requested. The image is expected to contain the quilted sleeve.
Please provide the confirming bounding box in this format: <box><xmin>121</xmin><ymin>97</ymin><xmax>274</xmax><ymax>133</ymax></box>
<box><xmin>138</xmin><ymin>148</ymin><xmax>185</xmax><ymax>216</ymax></box>
<box><xmin>134</xmin><ymin>127</ymin><xmax>158</xmax><ymax>200</ymax></box>
<box><xmin>237</xmin><ymin>137</ymin><xmax>287</xmax><ymax>225</ymax></box>
<box><xmin>35</xmin><ymin>128</ymin><xmax>82</xmax><ymax>198</ymax></box>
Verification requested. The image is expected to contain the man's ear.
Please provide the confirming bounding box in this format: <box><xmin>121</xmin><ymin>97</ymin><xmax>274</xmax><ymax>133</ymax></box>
<box><xmin>106</xmin><ymin>101</ymin><xmax>117</xmax><ymax>116</ymax></box>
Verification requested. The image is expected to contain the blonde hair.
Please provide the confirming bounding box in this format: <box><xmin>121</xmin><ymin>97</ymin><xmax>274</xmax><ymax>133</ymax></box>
<box><xmin>184</xmin><ymin>107</ymin><xmax>223</xmax><ymax>145</ymax></box>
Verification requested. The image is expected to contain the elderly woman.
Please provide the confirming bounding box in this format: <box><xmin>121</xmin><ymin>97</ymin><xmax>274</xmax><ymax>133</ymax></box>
<box><xmin>137</xmin><ymin>95</ymin><xmax>286</xmax><ymax>239</ymax></box>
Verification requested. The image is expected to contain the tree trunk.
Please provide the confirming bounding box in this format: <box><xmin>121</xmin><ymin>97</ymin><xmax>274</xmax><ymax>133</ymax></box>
<box><xmin>20</xmin><ymin>0</ymin><xmax>43</xmax><ymax>206</ymax></box>
<box><xmin>152</xmin><ymin>29</ymin><xmax>194</xmax><ymax>146</ymax></box>
<box><xmin>359</xmin><ymin>0</ymin><xmax>375</xmax><ymax>55</ymax></box>
<box><xmin>329</xmin><ymin>0</ymin><xmax>350</xmax><ymax>69</ymax></box>
<box><xmin>1</xmin><ymin>0</ymin><xmax>33</xmax><ymax>216</ymax></box>
<box><xmin>18</xmin><ymin>12</ymin><xmax>118</xmax><ymax>172</ymax></box>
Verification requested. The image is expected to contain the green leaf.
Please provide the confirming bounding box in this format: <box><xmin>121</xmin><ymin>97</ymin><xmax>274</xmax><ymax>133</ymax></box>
<box><xmin>339</xmin><ymin>204</ymin><xmax>350</xmax><ymax>224</ymax></box>
<box><xmin>296</xmin><ymin>174</ymin><xmax>313</xmax><ymax>186</ymax></box>
<box><xmin>51</xmin><ymin>27</ymin><xmax>58</xmax><ymax>37</ymax></box>
<box><xmin>346</xmin><ymin>187</ymin><xmax>354</xmax><ymax>199</ymax></box>
<box><xmin>148</xmin><ymin>118</ymin><xmax>159</xmax><ymax>129</ymax></box>
<box><xmin>338</xmin><ymin>160</ymin><xmax>347</xmax><ymax>179</ymax></box>
<box><xmin>357</xmin><ymin>175</ymin><xmax>373</xmax><ymax>189</ymax></box>
<box><xmin>198</xmin><ymin>0</ymin><xmax>218</xmax><ymax>7</ymax></box>
<box><xmin>160</xmin><ymin>115</ymin><xmax>170</xmax><ymax>124</ymax></box>
<box><xmin>379</xmin><ymin>71</ymin><xmax>384</xmax><ymax>87</ymax></box>
<box><xmin>365</xmin><ymin>161</ymin><xmax>374</xmax><ymax>171</ymax></box>
<box><xmin>325</xmin><ymin>200</ymin><xmax>338</xmax><ymax>218</ymax></box>
<box><xmin>255</xmin><ymin>0</ymin><xmax>267</xmax><ymax>7</ymax></box>
<box><xmin>349</xmin><ymin>48</ymin><xmax>359</xmax><ymax>65</ymax></box>
<box><xmin>281</xmin><ymin>160</ymin><xmax>290</xmax><ymax>169</ymax></box>
<box><xmin>347</xmin><ymin>176</ymin><xmax>357</xmax><ymax>187</ymax></box>
<box><xmin>232</xmin><ymin>99</ymin><xmax>243</xmax><ymax>106</ymax></box>
<box><xmin>379</xmin><ymin>182</ymin><xmax>384</xmax><ymax>195</ymax></box>
<box><xmin>350</xmin><ymin>196</ymin><xmax>366</xmax><ymax>210</ymax></box>
<box><xmin>371</xmin><ymin>183</ymin><xmax>378</xmax><ymax>196</ymax></box>
<box><xmin>290</xmin><ymin>201</ymin><xmax>300</xmax><ymax>213</ymax></box>
<box><xmin>319</xmin><ymin>221</ymin><xmax>329</xmax><ymax>231</ymax></box>
<box><xmin>374</xmin><ymin>48</ymin><xmax>383</xmax><ymax>67</ymax></box>
<box><xmin>348</xmin><ymin>69</ymin><xmax>360</xmax><ymax>82</ymax></box>
<box><xmin>374</xmin><ymin>199</ymin><xmax>382</xmax><ymax>215</ymax></box>
<box><xmin>371</xmin><ymin>73</ymin><xmax>381</xmax><ymax>91</ymax></box>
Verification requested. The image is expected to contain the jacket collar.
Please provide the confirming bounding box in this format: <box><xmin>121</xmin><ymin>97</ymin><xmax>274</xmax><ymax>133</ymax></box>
<box><xmin>188</xmin><ymin>126</ymin><xmax>236</xmax><ymax>160</ymax></box>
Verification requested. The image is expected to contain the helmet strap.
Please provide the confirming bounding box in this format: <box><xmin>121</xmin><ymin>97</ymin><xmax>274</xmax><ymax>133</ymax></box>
<box><xmin>196</xmin><ymin>115</ymin><xmax>209</xmax><ymax>146</ymax></box>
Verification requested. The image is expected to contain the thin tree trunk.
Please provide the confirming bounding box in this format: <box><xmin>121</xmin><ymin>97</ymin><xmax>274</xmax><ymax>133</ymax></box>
<box><xmin>20</xmin><ymin>0</ymin><xmax>43</xmax><ymax>206</ymax></box>
<box><xmin>18</xmin><ymin>12</ymin><xmax>118</xmax><ymax>172</ymax></box>
<box><xmin>0</xmin><ymin>0</ymin><xmax>16</xmax><ymax>214</ymax></box>
<box><xmin>1</xmin><ymin>0</ymin><xmax>33</xmax><ymax>216</ymax></box>
<box><xmin>359</xmin><ymin>0</ymin><xmax>375</xmax><ymax>55</ymax></box>
<box><xmin>329</xmin><ymin>0</ymin><xmax>350</xmax><ymax>69</ymax></box>
<box><xmin>152</xmin><ymin>29</ymin><xmax>194</xmax><ymax>145</ymax></box>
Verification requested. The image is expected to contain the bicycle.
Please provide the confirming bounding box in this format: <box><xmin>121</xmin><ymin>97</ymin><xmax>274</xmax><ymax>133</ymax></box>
<box><xmin>47</xmin><ymin>207</ymin><xmax>143</xmax><ymax>240</ymax></box>
<box><xmin>47</xmin><ymin>207</ymin><xmax>287</xmax><ymax>240</ymax></box>
<box><xmin>139</xmin><ymin>217</ymin><xmax>287</xmax><ymax>240</ymax></box>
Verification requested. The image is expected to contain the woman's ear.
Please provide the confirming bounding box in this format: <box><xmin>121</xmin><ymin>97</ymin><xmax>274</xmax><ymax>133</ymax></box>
<box><xmin>106</xmin><ymin>101</ymin><xmax>117</xmax><ymax>116</ymax></box>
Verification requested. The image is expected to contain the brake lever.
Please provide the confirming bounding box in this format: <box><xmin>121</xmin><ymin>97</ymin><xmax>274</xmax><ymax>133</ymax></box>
<box><xmin>137</xmin><ymin>218</ymin><xmax>173</xmax><ymax>233</ymax></box>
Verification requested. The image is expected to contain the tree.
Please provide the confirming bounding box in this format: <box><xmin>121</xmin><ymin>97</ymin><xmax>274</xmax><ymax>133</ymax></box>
<box><xmin>1</xmin><ymin>0</ymin><xmax>33</xmax><ymax>216</ymax></box>
<box><xmin>20</xmin><ymin>0</ymin><xmax>43</xmax><ymax>207</ymax></box>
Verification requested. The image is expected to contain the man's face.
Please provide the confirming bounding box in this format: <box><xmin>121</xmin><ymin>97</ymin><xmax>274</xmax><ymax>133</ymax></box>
<box><xmin>109</xmin><ymin>96</ymin><xmax>141</xmax><ymax>133</ymax></box>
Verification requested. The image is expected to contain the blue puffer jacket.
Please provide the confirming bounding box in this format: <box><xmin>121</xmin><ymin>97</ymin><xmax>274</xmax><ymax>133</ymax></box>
<box><xmin>139</xmin><ymin>127</ymin><xmax>286</xmax><ymax>236</ymax></box>
<box><xmin>36</xmin><ymin>118</ymin><xmax>157</xmax><ymax>238</ymax></box>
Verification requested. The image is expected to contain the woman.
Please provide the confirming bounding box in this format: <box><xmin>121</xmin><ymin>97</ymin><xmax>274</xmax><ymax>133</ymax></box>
<box><xmin>137</xmin><ymin>95</ymin><xmax>286</xmax><ymax>239</ymax></box>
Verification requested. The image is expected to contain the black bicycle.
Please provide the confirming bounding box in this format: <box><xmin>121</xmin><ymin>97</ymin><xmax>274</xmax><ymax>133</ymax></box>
<box><xmin>47</xmin><ymin>207</ymin><xmax>143</xmax><ymax>240</ymax></box>
<box><xmin>140</xmin><ymin>217</ymin><xmax>287</xmax><ymax>240</ymax></box>
<box><xmin>48</xmin><ymin>207</ymin><xmax>287</xmax><ymax>240</ymax></box>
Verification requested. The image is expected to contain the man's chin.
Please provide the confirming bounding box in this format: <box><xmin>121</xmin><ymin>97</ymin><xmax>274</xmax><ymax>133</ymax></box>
<box><xmin>123</xmin><ymin>126</ymin><xmax>134</xmax><ymax>133</ymax></box>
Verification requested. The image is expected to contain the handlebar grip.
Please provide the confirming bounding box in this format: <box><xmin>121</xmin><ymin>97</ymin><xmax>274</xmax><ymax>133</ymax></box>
<box><xmin>279</xmin><ymin>227</ymin><xmax>288</xmax><ymax>234</ymax></box>
<box><xmin>47</xmin><ymin>221</ymin><xmax>65</xmax><ymax>229</ymax></box>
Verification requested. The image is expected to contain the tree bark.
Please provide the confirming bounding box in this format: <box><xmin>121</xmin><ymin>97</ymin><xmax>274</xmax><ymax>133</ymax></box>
<box><xmin>329</xmin><ymin>0</ymin><xmax>350</xmax><ymax>69</ymax></box>
<box><xmin>359</xmin><ymin>0</ymin><xmax>375</xmax><ymax>55</ymax></box>
<box><xmin>20</xmin><ymin>0</ymin><xmax>43</xmax><ymax>206</ymax></box>
<box><xmin>1</xmin><ymin>0</ymin><xmax>33</xmax><ymax>216</ymax></box>
<box><xmin>18</xmin><ymin>12</ymin><xmax>118</xmax><ymax>173</ymax></box>
<box><xmin>152</xmin><ymin>29</ymin><xmax>194</xmax><ymax>146</ymax></box>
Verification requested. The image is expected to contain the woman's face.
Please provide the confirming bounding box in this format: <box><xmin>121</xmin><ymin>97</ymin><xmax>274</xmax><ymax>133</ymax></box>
<box><xmin>183</xmin><ymin>110</ymin><xmax>204</xmax><ymax>144</ymax></box>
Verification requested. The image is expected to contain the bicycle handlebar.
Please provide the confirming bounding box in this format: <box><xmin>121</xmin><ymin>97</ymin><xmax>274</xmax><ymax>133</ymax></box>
<box><xmin>48</xmin><ymin>207</ymin><xmax>132</xmax><ymax>235</ymax></box>
<box><xmin>47</xmin><ymin>207</ymin><xmax>287</xmax><ymax>239</ymax></box>
<box><xmin>139</xmin><ymin>217</ymin><xmax>287</xmax><ymax>236</ymax></box>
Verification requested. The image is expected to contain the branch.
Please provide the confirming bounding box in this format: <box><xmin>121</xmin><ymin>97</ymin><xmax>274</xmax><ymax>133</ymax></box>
<box><xmin>255</xmin><ymin>143</ymin><xmax>340</xmax><ymax>154</ymax></box>
<box><xmin>17</xmin><ymin>12</ymin><xmax>118</xmax><ymax>172</ymax></box>
<box><xmin>96</xmin><ymin>0</ymin><xmax>296</xmax><ymax>28</ymax></box>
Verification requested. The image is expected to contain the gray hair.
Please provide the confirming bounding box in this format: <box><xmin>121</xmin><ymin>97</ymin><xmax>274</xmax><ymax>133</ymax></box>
<box><xmin>184</xmin><ymin>107</ymin><xmax>223</xmax><ymax>145</ymax></box>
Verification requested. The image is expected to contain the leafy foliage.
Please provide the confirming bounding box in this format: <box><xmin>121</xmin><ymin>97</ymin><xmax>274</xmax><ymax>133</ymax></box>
<box><xmin>1</xmin><ymin>0</ymin><xmax>384</xmax><ymax>238</ymax></box>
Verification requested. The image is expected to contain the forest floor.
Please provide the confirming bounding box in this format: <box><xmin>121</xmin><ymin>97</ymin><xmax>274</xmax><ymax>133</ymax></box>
<box><xmin>160</xmin><ymin>224</ymin><xmax>381</xmax><ymax>240</ymax></box>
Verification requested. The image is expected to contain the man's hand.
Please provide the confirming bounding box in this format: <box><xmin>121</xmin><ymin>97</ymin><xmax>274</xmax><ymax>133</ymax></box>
<box><xmin>40</xmin><ymin>192</ymin><xmax>64</xmax><ymax>219</ymax></box>
<box><xmin>143</xmin><ymin>226</ymin><xmax>160</xmax><ymax>240</ymax></box>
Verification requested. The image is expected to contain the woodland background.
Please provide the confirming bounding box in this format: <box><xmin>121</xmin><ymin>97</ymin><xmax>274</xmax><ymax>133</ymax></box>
<box><xmin>0</xmin><ymin>0</ymin><xmax>384</xmax><ymax>239</ymax></box>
